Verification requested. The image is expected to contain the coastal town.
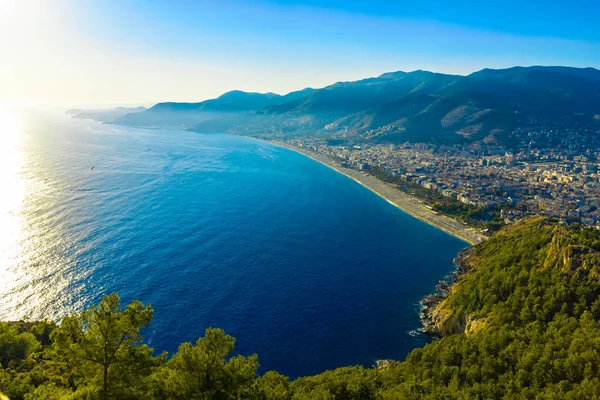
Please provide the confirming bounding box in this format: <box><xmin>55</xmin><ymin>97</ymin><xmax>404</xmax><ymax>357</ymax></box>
<box><xmin>274</xmin><ymin>122</ymin><xmax>600</xmax><ymax>232</ymax></box>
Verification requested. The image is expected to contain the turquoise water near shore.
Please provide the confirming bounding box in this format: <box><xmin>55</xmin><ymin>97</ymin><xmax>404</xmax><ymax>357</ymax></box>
<box><xmin>0</xmin><ymin>111</ymin><xmax>466</xmax><ymax>377</ymax></box>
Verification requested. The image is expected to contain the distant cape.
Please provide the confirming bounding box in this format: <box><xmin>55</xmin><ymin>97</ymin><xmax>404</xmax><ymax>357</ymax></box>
<box><xmin>67</xmin><ymin>106</ymin><xmax>147</xmax><ymax>122</ymax></box>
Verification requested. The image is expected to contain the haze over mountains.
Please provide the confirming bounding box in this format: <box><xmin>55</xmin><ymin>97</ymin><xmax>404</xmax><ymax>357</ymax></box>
<box><xmin>104</xmin><ymin>66</ymin><xmax>600</xmax><ymax>146</ymax></box>
<box><xmin>67</xmin><ymin>106</ymin><xmax>147</xmax><ymax>122</ymax></box>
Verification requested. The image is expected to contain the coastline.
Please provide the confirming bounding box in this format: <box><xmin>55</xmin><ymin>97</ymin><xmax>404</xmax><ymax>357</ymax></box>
<box><xmin>265</xmin><ymin>140</ymin><xmax>486</xmax><ymax>246</ymax></box>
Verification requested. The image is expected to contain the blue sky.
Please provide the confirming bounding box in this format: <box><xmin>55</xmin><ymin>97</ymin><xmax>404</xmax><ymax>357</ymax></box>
<box><xmin>1</xmin><ymin>0</ymin><xmax>599</xmax><ymax>104</ymax></box>
<box><xmin>267</xmin><ymin>0</ymin><xmax>600</xmax><ymax>41</ymax></box>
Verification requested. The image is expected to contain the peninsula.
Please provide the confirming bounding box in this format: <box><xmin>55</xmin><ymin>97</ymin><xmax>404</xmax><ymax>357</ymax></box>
<box><xmin>269</xmin><ymin>140</ymin><xmax>486</xmax><ymax>245</ymax></box>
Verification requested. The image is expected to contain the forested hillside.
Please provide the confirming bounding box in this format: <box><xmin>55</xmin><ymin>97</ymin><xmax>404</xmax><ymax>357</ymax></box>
<box><xmin>2</xmin><ymin>217</ymin><xmax>600</xmax><ymax>399</ymax></box>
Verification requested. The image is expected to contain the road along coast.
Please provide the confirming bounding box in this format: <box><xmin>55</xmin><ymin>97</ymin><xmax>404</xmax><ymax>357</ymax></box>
<box><xmin>268</xmin><ymin>140</ymin><xmax>486</xmax><ymax>246</ymax></box>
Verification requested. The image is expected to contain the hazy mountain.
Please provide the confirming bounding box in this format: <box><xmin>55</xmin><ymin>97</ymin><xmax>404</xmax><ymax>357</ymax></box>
<box><xmin>108</xmin><ymin>66</ymin><xmax>600</xmax><ymax>145</ymax></box>
<box><xmin>67</xmin><ymin>106</ymin><xmax>146</xmax><ymax>122</ymax></box>
<box><xmin>111</xmin><ymin>89</ymin><xmax>313</xmax><ymax>128</ymax></box>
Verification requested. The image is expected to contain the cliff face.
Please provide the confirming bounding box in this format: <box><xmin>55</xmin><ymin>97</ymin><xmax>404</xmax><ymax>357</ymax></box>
<box><xmin>420</xmin><ymin>246</ymin><xmax>478</xmax><ymax>336</ymax></box>
<box><xmin>428</xmin><ymin>306</ymin><xmax>466</xmax><ymax>336</ymax></box>
<box><xmin>422</xmin><ymin>217</ymin><xmax>600</xmax><ymax>337</ymax></box>
<box><xmin>543</xmin><ymin>228</ymin><xmax>600</xmax><ymax>278</ymax></box>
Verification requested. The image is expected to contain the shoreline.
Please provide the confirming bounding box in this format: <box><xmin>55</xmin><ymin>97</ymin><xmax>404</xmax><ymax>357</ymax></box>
<box><xmin>265</xmin><ymin>140</ymin><xmax>486</xmax><ymax>246</ymax></box>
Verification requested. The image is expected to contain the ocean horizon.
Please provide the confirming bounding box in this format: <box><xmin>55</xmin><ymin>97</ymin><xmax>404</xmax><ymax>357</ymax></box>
<box><xmin>0</xmin><ymin>110</ymin><xmax>467</xmax><ymax>378</ymax></box>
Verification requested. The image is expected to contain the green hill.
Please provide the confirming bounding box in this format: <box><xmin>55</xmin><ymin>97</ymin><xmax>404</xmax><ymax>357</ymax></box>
<box><xmin>2</xmin><ymin>217</ymin><xmax>600</xmax><ymax>399</ymax></box>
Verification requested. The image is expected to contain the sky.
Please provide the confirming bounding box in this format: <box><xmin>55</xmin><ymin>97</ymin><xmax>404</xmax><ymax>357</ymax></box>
<box><xmin>1</xmin><ymin>0</ymin><xmax>600</xmax><ymax>105</ymax></box>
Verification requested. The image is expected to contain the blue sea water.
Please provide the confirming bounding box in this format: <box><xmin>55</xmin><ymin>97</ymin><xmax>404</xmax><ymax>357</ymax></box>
<box><xmin>0</xmin><ymin>110</ymin><xmax>467</xmax><ymax>378</ymax></box>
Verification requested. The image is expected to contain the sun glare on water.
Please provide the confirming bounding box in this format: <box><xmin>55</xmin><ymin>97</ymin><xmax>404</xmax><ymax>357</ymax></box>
<box><xmin>0</xmin><ymin>105</ymin><xmax>27</xmax><ymax>306</ymax></box>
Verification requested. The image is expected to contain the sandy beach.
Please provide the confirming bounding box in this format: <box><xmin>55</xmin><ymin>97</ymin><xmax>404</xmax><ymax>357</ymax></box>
<box><xmin>268</xmin><ymin>140</ymin><xmax>486</xmax><ymax>246</ymax></box>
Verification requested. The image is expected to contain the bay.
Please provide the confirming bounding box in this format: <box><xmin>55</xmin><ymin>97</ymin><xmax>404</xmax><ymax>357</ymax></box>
<box><xmin>0</xmin><ymin>110</ymin><xmax>466</xmax><ymax>377</ymax></box>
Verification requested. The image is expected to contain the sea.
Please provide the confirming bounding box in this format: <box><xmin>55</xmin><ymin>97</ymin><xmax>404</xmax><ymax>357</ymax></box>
<box><xmin>0</xmin><ymin>108</ymin><xmax>467</xmax><ymax>378</ymax></box>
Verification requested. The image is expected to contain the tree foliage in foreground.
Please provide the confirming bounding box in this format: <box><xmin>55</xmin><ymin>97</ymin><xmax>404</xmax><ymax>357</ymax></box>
<box><xmin>51</xmin><ymin>293</ymin><xmax>158</xmax><ymax>399</ymax></box>
<box><xmin>2</xmin><ymin>217</ymin><xmax>600</xmax><ymax>399</ymax></box>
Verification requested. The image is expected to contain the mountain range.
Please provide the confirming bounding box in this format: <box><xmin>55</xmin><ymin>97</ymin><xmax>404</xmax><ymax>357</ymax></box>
<box><xmin>107</xmin><ymin>66</ymin><xmax>600</xmax><ymax>145</ymax></box>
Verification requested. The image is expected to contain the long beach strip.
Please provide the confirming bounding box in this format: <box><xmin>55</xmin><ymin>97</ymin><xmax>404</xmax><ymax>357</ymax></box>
<box><xmin>269</xmin><ymin>140</ymin><xmax>486</xmax><ymax>246</ymax></box>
